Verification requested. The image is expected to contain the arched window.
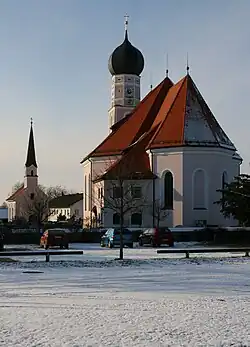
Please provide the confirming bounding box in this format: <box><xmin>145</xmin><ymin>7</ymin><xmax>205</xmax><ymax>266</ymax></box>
<box><xmin>164</xmin><ymin>171</ymin><xmax>173</xmax><ymax>209</ymax></box>
<box><xmin>222</xmin><ymin>171</ymin><xmax>228</xmax><ymax>208</ymax></box>
<box><xmin>113</xmin><ymin>213</ymin><xmax>120</xmax><ymax>225</ymax></box>
<box><xmin>193</xmin><ymin>169</ymin><xmax>206</xmax><ymax>209</ymax></box>
<box><xmin>84</xmin><ymin>176</ymin><xmax>87</xmax><ymax>211</ymax></box>
<box><xmin>131</xmin><ymin>212</ymin><xmax>142</xmax><ymax>226</ymax></box>
<box><xmin>31</xmin><ymin>170</ymin><xmax>34</xmax><ymax>176</ymax></box>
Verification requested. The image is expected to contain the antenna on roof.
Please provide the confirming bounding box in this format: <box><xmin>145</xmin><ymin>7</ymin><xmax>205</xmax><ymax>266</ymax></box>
<box><xmin>186</xmin><ymin>52</ymin><xmax>190</xmax><ymax>75</ymax></box>
<box><xmin>166</xmin><ymin>53</ymin><xmax>169</xmax><ymax>77</ymax></box>
<box><xmin>150</xmin><ymin>72</ymin><xmax>153</xmax><ymax>91</ymax></box>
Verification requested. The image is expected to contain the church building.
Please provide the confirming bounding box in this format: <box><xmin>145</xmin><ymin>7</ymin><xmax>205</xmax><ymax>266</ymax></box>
<box><xmin>81</xmin><ymin>20</ymin><xmax>242</xmax><ymax>228</ymax></box>
<box><xmin>6</xmin><ymin>120</ymin><xmax>41</xmax><ymax>222</ymax></box>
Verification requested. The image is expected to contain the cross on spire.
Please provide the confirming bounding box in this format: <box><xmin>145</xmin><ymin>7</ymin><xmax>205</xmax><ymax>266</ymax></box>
<box><xmin>30</xmin><ymin>117</ymin><xmax>33</xmax><ymax>126</ymax></box>
<box><xmin>124</xmin><ymin>14</ymin><xmax>129</xmax><ymax>32</ymax></box>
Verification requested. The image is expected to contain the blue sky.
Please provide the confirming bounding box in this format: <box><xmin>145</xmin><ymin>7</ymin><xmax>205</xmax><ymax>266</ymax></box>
<box><xmin>1</xmin><ymin>0</ymin><xmax>250</xmax><ymax>202</ymax></box>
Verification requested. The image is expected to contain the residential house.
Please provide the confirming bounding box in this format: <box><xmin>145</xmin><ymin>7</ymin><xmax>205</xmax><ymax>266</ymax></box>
<box><xmin>48</xmin><ymin>193</ymin><xmax>83</xmax><ymax>222</ymax></box>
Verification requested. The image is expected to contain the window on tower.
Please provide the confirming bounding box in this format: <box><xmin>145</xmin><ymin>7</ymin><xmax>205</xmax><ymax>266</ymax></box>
<box><xmin>31</xmin><ymin>170</ymin><xmax>34</xmax><ymax>176</ymax></box>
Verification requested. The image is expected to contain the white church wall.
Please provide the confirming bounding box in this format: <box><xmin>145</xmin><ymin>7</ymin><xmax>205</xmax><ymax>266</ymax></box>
<box><xmin>82</xmin><ymin>156</ymin><xmax>120</xmax><ymax>227</ymax></box>
<box><xmin>182</xmin><ymin>147</ymin><xmax>241</xmax><ymax>227</ymax></box>
<box><xmin>101</xmin><ymin>179</ymin><xmax>153</xmax><ymax>228</ymax></box>
<box><xmin>153</xmin><ymin>150</ymin><xmax>183</xmax><ymax>227</ymax></box>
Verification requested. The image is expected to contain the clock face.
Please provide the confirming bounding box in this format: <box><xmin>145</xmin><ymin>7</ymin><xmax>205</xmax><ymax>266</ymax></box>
<box><xmin>126</xmin><ymin>87</ymin><xmax>133</xmax><ymax>97</ymax></box>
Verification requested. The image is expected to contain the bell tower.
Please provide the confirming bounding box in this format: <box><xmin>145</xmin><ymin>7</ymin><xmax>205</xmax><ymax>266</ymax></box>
<box><xmin>108</xmin><ymin>16</ymin><xmax>144</xmax><ymax>131</ymax></box>
<box><xmin>24</xmin><ymin>118</ymin><xmax>38</xmax><ymax>190</ymax></box>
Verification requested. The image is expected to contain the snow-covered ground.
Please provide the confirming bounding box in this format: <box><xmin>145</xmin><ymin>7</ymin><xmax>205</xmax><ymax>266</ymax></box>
<box><xmin>0</xmin><ymin>243</ymin><xmax>250</xmax><ymax>346</ymax></box>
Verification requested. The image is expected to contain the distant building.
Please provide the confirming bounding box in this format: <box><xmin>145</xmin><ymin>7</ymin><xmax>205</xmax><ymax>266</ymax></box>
<box><xmin>5</xmin><ymin>120</ymin><xmax>44</xmax><ymax>222</ymax></box>
<box><xmin>81</xmin><ymin>20</ymin><xmax>242</xmax><ymax>228</ymax></box>
<box><xmin>48</xmin><ymin>193</ymin><xmax>83</xmax><ymax>222</ymax></box>
<box><xmin>0</xmin><ymin>207</ymin><xmax>8</xmax><ymax>222</ymax></box>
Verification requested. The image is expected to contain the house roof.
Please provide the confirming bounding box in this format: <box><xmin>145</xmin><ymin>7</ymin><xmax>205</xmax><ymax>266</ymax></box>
<box><xmin>81</xmin><ymin>76</ymin><xmax>173</xmax><ymax>163</ymax></box>
<box><xmin>93</xmin><ymin>127</ymin><xmax>158</xmax><ymax>182</ymax></box>
<box><xmin>6</xmin><ymin>184</ymin><xmax>25</xmax><ymax>202</ymax></box>
<box><xmin>49</xmin><ymin>193</ymin><xmax>83</xmax><ymax>208</ymax></box>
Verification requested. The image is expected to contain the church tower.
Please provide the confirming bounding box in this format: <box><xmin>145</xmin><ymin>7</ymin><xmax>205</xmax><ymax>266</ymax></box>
<box><xmin>108</xmin><ymin>16</ymin><xmax>144</xmax><ymax>130</ymax></box>
<box><xmin>24</xmin><ymin>119</ymin><xmax>38</xmax><ymax>190</ymax></box>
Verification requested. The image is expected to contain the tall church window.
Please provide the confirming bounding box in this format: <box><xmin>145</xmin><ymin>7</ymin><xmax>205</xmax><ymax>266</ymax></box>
<box><xmin>113</xmin><ymin>213</ymin><xmax>120</xmax><ymax>225</ymax></box>
<box><xmin>193</xmin><ymin>169</ymin><xmax>206</xmax><ymax>209</ymax></box>
<box><xmin>164</xmin><ymin>171</ymin><xmax>173</xmax><ymax>209</ymax></box>
<box><xmin>131</xmin><ymin>212</ymin><xmax>142</xmax><ymax>226</ymax></box>
<box><xmin>31</xmin><ymin>170</ymin><xmax>34</xmax><ymax>176</ymax></box>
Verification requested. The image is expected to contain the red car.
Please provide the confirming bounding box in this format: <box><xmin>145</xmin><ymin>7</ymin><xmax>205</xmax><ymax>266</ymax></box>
<box><xmin>40</xmin><ymin>229</ymin><xmax>69</xmax><ymax>249</ymax></box>
<box><xmin>139</xmin><ymin>228</ymin><xmax>174</xmax><ymax>247</ymax></box>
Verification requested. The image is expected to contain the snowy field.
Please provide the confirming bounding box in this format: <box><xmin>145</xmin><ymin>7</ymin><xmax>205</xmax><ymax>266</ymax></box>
<box><xmin>0</xmin><ymin>243</ymin><xmax>250</xmax><ymax>347</ymax></box>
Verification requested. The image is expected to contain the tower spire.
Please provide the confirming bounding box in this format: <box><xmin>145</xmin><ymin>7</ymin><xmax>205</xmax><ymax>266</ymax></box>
<box><xmin>124</xmin><ymin>14</ymin><xmax>129</xmax><ymax>39</ymax></box>
<box><xmin>25</xmin><ymin>118</ymin><xmax>37</xmax><ymax>168</ymax></box>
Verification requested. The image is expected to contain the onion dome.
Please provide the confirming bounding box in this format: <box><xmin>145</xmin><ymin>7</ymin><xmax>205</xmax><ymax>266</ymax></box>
<box><xmin>108</xmin><ymin>29</ymin><xmax>144</xmax><ymax>76</ymax></box>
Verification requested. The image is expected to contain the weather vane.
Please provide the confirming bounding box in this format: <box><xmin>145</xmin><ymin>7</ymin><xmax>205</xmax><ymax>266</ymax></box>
<box><xmin>124</xmin><ymin>14</ymin><xmax>129</xmax><ymax>31</ymax></box>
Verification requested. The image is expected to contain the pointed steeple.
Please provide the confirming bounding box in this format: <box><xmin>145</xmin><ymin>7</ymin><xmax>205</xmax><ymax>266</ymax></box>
<box><xmin>25</xmin><ymin>118</ymin><xmax>37</xmax><ymax>168</ymax></box>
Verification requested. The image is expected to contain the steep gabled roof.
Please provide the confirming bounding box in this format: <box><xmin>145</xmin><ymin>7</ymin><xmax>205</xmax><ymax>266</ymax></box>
<box><xmin>148</xmin><ymin>74</ymin><xmax>236</xmax><ymax>150</ymax></box>
<box><xmin>93</xmin><ymin>126</ymin><xmax>158</xmax><ymax>182</ymax></box>
<box><xmin>49</xmin><ymin>193</ymin><xmax>83</xmax><ymax>208</ymax></box>
<box><xmin>81</xmin><ymin>76</ymin><xmax>173</xmax><ymax>163</ymax></box>
<box><xmin>6</xmin><ymin>184</ymin><xmax>25</xmax><ymax>202</ymax></box>
<box><xmin>25</xmin><ymin>122</ymin><xmax>37</xmax><ymax>168</ymax></box>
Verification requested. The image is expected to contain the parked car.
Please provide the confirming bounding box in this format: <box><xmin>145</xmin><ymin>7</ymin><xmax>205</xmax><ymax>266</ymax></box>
<box><xmin>0</xmin><ymin>231</ymin><xmax>4</xmax><ymax>251</ymax></box>
<box><xmin>40</xmin><ymin>229</ymin><xmax>69</xmax><ymax>249</ymax></box>
<box><xmin>139</xmin><ymin>228</ymin><xmax>174</xmax><ymax>247</ymax></box>
<box><xmin>100</xmin><ymin>228</ymin><xmax>133</xmax><ymax>248</ymax></box>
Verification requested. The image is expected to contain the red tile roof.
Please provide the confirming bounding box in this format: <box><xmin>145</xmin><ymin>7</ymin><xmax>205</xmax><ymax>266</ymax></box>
<box><xmin>93</xmin><ymin>126</ymin><xmax>158</xmax><ymax>182</ymax></box>
<box><xmin>81</xmin><ymin>76</ymin><xmax>173</xmax><ymax>163</ymax></box>
<box><xmin>6</xmin><ymin>184</ymin><xmax>25</xmax><ymax>201</ymax></box>
<box><xmin>83</xmin><ymin>73</ymin><xmax>237</xmax><ymax>181</ymax></box>
<box><xmin>148</xmin><ymin>74</ymin><xmax>235</xmax><ymax>149</ymax></box>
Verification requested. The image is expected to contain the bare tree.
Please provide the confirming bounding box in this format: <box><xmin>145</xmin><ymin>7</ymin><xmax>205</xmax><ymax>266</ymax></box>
<box><xmin>12</xmin><ymin>181</ymin><xmax>23</xmax><ymax>194</ymax></box>
<box><xmin>21</xmin><ymin>185</ymin><xmax>71</xmax><ymax>229</ymax></box>
<box><xmin>91</xmin><ymin>156</ymin><xmax>155</xmax><ymax>260</ymax></box>
<box><xmin>150</xmin><ymin>198</ymin><xmax>169</xmax><ymax>228</ymax></box>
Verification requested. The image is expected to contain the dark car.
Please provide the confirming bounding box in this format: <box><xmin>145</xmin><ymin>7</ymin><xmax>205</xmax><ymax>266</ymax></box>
<box><xmin>100</xmin><ymin>228</ymin><xmax>133</xmax><ymax>248</ymax></box>
<box><xmin>0</xmin><ymin>232</ymin><xmax>4</xmax><ymax>251</ymax></box>
<box><xmin>139</xmin><ymin>228</ymin><xmax>174</xmax><ymax>247</ymax></box>
<box><xmin>40</xmin><ymin>229</ymin><xmax>69</xmax><ymax>249</ymax></box>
